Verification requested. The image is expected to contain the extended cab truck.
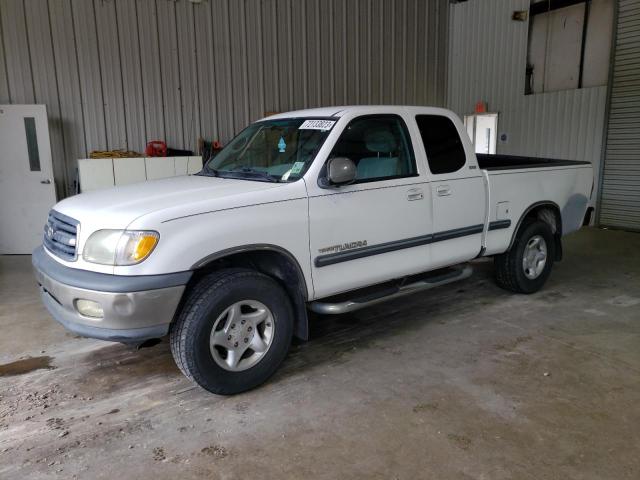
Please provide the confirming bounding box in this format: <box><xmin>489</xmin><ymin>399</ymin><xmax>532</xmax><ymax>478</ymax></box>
<box><xmin>33</xmin><ymin>106</ymin><xmax>594</xmax><ymax>394</ymax></box>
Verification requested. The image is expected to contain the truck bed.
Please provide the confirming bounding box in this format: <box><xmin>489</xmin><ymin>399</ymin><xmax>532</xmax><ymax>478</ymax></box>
<box><xmin>477</xmin><ymin>154</ymin><xmax>591</xmax><ymax>171</ymax></box>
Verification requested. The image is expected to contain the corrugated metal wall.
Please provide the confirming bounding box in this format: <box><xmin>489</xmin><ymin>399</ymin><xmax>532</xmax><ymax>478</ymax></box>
<box><xmin>598</xmin><ymin>0</ymin><xmax>640</xmax><ymax>231</ymax></box>
<box><xmin>0</xmin><ymin>0</ymin><xmax>449</xmax><ymax>197</ymax></box>
<box><xmin>447</xmin><ymin>0</ymin><xmax>608</xmax><ymax>204</ymax></box>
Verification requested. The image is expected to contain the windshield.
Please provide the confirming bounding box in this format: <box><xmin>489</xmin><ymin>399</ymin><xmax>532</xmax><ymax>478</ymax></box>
<box><xmin>202</xmin><ymin>118</ymin><xmax>336</xmax><ymax>182</ymax></box>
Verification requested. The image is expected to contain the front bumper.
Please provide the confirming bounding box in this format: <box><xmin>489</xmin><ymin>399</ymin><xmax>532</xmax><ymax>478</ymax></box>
<box><xmin>32</xmin><ymin>246</ymin><xmax>191</xmax><ymax>343</ymax></box>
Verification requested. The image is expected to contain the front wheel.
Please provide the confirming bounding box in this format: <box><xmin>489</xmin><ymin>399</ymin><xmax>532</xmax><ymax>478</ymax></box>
<box><xmin>170</xmin><ymin>269</ymin><xmax>294</xmax><ymax>395</ymax></box>
<box><xmin>494</xmin><ymin>220</ymin><xmax>555</xmax><ymax>294</ymax></box>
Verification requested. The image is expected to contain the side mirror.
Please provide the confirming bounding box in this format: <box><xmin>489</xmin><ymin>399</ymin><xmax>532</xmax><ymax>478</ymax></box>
<box><xmin>325</xmin><ymin>157</ymin><xmax>356</xmax><ymax>186</ymax></box>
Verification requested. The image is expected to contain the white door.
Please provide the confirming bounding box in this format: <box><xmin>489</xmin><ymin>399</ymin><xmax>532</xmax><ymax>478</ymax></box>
<box><xmin>414</xmin><ymin>114</ymin><xmax>486</xmax><ymax>268</ymax></box>
<box><xmin>473</xmin><ymin>114</ymin><xmax>498</xmax><ymax>154</ymax></box>
<box><xmin>463</xmin><ymin>113</ymin><xmax>498</xmax><ymax>154</ymax></box>
<box><xmin>0</xmin><ymin>105</ymin><xmax>57</xmax><ymax>254</ymax></box>
<box><xmin>307</xmin><ymin>114</ymin><xmax>433</xmax><ymax>299</ymax></box>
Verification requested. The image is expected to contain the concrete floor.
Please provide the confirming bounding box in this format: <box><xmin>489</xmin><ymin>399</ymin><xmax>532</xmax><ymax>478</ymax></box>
<box><xmin>0</xmin><ymin>227</ymin><xmax>639</xmax><ymax>479</ymax></box>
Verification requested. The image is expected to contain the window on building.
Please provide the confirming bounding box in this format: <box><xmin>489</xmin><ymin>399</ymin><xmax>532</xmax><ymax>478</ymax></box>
<box><xmin>525</xmin><ymin>0</ymin><xmax>613</xmax><ymax>95</ymax></box>
<box><xmin>328</xmin><ymin>116</ymin><xmax>416</xmax><ymax>183</ymax></box>
<box><xmin>416</xmin><ymin>115</ymin><xmax>467</xmax><ymax>175</ymax></box>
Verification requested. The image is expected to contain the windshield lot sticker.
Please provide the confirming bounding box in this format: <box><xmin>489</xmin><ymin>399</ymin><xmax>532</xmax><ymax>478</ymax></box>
<box><xmin>299</xmin><ymin>120</ymin><xmax>336</xmax><ymax>131</ymax></box>
<box><xmin>290</xmin><ymin>162</ymin><xmax>305</xmax><ymax>175</ymax></box>
<box><xmin>278</xmin><ymin>137</ymin><xmax>286</xmax><ymax>152</ymax></box>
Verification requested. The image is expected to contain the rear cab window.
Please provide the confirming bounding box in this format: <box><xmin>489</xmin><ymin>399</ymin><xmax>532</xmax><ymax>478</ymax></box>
<box><xmin>415</xmin><ymin>115</ymin><xmax>467</xmax><ymax>175</ymax></box>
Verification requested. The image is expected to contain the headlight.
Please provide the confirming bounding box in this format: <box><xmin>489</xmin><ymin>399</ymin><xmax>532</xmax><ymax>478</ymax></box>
<box><xmin>83</xmin><ymin>230</ymin><xmax>159</xmax><ymax>265</ymax></box>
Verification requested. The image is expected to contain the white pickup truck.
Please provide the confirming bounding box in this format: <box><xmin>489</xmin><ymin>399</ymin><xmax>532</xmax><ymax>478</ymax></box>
<box><xmin>33</xmin><ymin>106</ymin><xmax>594</xmax><ymax>394</ymax></box>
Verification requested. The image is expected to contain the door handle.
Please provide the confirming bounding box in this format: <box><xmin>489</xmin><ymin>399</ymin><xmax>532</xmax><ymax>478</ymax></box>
<box><xmin>40</xmin><ymin>179</ymin><xmax>52</xmax><ymax>184</ymax></box>
<box><xmin>407</xmin><ymin>188</ymin><xmax>424</xmax><ymax>201</ymax></box>
<box><xmin>436</xmin><ymin>185</ymin><xmax>451</xmax><ymax>196</ymax></box>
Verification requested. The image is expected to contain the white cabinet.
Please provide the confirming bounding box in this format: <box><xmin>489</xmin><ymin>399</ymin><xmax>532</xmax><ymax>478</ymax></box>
<box><xmin>145</xmin><ymin>157</ymin><xmax>176</xmax><ymax>180</ymax></box>
<box><xmin>113</xmin><ymin>158</ymin><xmax>146</xmax><ymax>186</ymax></box>
<box><xmin>187</xmin><ymin>156</ymin><xmax>202</xmax><ymax>174</ymax></box>
<box><xmin>78</xmin><ymin>156</ymin><xmax>203</xmax><ymax>192</ymax></box>
<box><xmin>77</xmin><ymin>158</ymin><xmax>115</xmax><ymax>192</ymax></box>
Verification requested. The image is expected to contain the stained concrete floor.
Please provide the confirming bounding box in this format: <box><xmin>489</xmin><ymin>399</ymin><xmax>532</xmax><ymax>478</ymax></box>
<box><xmin>0</xmin><ymin>227</ymin><xmax>639</xmax><ymax>479</ymax></box>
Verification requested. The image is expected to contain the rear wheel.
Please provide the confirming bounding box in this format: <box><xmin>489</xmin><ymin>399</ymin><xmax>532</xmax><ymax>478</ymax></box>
<box><xmin>494</xmin><ymin>219</ymin><xmax>555</xmax><ymax>294</ymax></box>
<box><xmin>170</xmin><ymin>269</ymin><xmax>294</xmax><ymax>395</ymax></box>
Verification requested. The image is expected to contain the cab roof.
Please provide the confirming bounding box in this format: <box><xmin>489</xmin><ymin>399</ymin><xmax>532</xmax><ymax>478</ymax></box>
<box><xmin>261</xmin><ymin>105</ymin><xmax>452</xmax><ymax>122</ymax></box>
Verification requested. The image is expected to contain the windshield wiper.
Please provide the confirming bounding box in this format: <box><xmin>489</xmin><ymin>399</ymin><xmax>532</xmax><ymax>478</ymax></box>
<box><xmin>197</xmin><ymin>164</ymin><xmax>219</xmax><ymax>177</ymax></box>
<box><xmin>227</xmin><ymin>167</ymin><xmax>279</xmax><ymax>182</ymax></box>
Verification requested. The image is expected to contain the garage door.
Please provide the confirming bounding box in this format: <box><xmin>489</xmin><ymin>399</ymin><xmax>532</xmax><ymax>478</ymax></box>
<box><xmin>599</xmin><ymin>0</ymin><xmax>640</xmax><ymax>230</ymax></box>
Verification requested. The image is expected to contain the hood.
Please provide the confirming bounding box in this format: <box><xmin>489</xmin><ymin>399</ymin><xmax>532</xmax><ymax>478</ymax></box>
<box><xmin>54</xmin><ymin>175</ymin><xmax>284</xmax><ymax>230</ymax></box>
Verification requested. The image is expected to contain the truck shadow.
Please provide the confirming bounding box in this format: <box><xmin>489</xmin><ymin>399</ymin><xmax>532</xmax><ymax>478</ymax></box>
<box><xmin>76</xmin><ymin>260</ymin><xmax>502</xmax><ymax>393</ymax></box>
<box><xmin>277</xmin><ymin>260</ymin><xmax>502</xmax><ymax>378</ymax></box>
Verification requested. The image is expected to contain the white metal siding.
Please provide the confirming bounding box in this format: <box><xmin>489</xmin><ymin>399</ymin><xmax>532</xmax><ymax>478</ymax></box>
<box><xmin>599</xmin><ymin>0</ymin><xmax>640</xmax><ymax>230</ymax></box>
<box><xmin>0</xmin><ymin>0</ymin><xmax>449</xmax><ymax>198</ymax></box>
<box><xmin>447</xmin><ymin>0</ymin><xmax>608</xmax><ymax>206</ymax></box>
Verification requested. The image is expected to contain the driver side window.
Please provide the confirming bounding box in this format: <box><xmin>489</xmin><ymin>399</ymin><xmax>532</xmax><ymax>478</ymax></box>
<box><xmin>329</xmin><ymin>115</ymin><xmax>417</xmax><ymax>183</ymax></box>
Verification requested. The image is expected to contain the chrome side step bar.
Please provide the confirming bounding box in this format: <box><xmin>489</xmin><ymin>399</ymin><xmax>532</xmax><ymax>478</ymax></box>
<box><xmin>309</xmin><ymin>265</ymin><xmax>473</xmax><ymax>315</ymax></box>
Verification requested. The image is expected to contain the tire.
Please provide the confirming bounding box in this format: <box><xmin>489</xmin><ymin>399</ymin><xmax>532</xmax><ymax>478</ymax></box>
<box><xmin>170</xmin><ymin>268</ymin><xmax>294</xmax><ymax>395</ymax></box>
<box><xmin>494</xmin><ymin>219</ymin><xmax>555</xmax><ymax>294</ymax></box>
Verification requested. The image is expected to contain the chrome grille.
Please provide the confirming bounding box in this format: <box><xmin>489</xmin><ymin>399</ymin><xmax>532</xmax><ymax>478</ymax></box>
<box><xmin>43</xmin><ymin>210</ymin><xmax>79</xmax><ymax>261</ymax></box>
